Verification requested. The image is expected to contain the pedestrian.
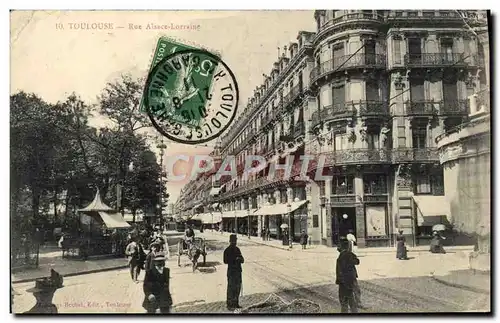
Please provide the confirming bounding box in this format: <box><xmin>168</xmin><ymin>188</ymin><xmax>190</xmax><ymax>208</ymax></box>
<box><xmin>261</xmin><ymin>227</ymin><xmax>266</xmax><ymax>241</ymax></box>
<box><xmin>300</xmin><ymin>230</ymin><xmax>309</xmax><ymax>250</ymax></box>
<box><xmin>126</xmin><ymin>238</ymin><xmax>141</xmax><ymax>283</ymax></box>
<box><xmin>24</xmin><ymin>269</ymin><xmax>64</xmax><ymax>314</ymax></box>
<box><xmin>430</xmin><ymin>231</ymin><xmax>446</xmax><ymax>254</ymax></box>
<box><xmin>336</xmin><ymin>239</ymin><xmax>360</xmax><ymax>313</ymax></box>
<box><xmin>142</xmin><ymin>252</ymin><xmax>173</xmax><ymax>314</ymax></box>
<box><xmin>396</xmin><ymin>230</ymin><xmax>408</xmax><ymax>260</ymax></box>
<box><xmin>223</xmin><ymin>234</ymin><xmax>244</xmax><ymax>310</ymax></box>
<box><xmin>145</xmin><ymin>242</ymin><xmax>160</xmax><ymax>272</ymax></box>
<box><xmin>346</xmin><ymin>230</ymin><xmax>356</xmax><ymax>253</ymax></box>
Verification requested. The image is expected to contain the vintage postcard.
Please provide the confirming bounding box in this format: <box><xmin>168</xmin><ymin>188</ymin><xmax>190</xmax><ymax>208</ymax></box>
<box><xmin>10</xmin><ymin>9</ymin><xmax>491</xmax><ymax>314</ymax></box>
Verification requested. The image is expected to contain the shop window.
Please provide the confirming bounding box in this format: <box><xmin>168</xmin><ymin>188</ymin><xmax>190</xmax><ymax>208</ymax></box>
<box><xmin>415</xmin><ymin>175</ymin><xmax>431</xmax><ymax>194</ymax></box>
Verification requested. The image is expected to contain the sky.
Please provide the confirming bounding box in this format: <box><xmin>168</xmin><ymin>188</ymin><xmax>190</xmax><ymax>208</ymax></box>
<box><xmin>10</xmin><ymin>10</ymin><xmax>317</xmax><ymax>203</ymax></box>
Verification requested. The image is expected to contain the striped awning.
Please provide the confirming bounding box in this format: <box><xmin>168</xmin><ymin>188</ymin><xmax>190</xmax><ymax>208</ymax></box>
<box><xmin>98</xmin><ymin>212</ymin><xmax>131</xmax><ymax>229</ymax></box>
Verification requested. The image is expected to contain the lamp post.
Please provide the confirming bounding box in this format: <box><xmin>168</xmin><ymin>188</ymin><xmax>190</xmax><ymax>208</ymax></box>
<box><xmin>247</xmin><ymin>205</ymin><xmax>251</xmax><ymax>239</ymax></box>
<box><xmin>287</xmin><ymin>202</ymin><xmax>292</xmax><ymax>249</ymax></box>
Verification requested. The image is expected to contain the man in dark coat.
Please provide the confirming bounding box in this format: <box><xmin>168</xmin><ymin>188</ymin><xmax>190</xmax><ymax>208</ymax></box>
<box><xmin>336</xmin><ymin>239</ymin><xmax>360</xmax><ymax>313</ymax></box>
<box><xmin>145</xmin><ymin>242</ymin><xmax>160</xmax><ymax>272</ymax></box>
<box><xmin>223</xmin><ymin>234</ymin><xmax>244</xmax><ymax>310</ymax></box>
<box><xmin>142</xmin><ymin>252</ymin><xmax>173</xmax><ymax>314</ymax></box>
<box><xmin>299</xmin><ymin>230</ymin><xmax>309</xmax><ymax>250</ymax></box>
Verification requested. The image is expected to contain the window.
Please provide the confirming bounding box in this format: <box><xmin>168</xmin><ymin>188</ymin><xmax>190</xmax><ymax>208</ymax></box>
<box><xmin>393</xmin><ymin>38</ymin><xmax>401</xmax><ymax>64</ymax></box>
<box><xmin>280</xmin><ymin>190</ymin><xmax>287</xmax><ymax>203</ymax></box>
<box><xmin>333</xmin><ymin>175</ymin><xmax>354</xmax><ymax>194</ymax></box>
<box><xmin>319</xmin><ymin>181</ymin><xmax>326</xmax><ymax>196</ymax></box>
<box><xmin>443</xmin><ymin>76</ymin><xmax>458</xmax><ymax>103</ymax></box>
<box><xmin>334</xmin><ymin>132</ymin><xmax>348</xmax><ymax>151</ymax></box>
<box><xmin>332</xmin><ymin>84</ymin><xmax>345</xmax><ymax>108</ymax></box>
<box><xmin>365</xmin><ymin>39</ymin><xmax>376</xmax><ymax>64</ymax></box>
<box><xmin>408</xmin><ymin>38</ymin><xmax>422</xmax><ymax>64</ymax></box>
<box><xmin>431</xmin><ymin>172</ymin><xmax>445</xmax><ymax>195</ymax></box>
<box><xmin>441</xmin><ymin>38</ymin><xmax>454</xmax><ymax>63</ymax></box>
<box><xmin>313</xmin><ymin>214</ymin><xmax>319</xmax><ymax>228</ymax></box>
<box><xmin>364</xmin><ymin>174</ymin><xmax>387</xmax><ymax>194</ymax></box>
<box><xmin>366</xmin><ymin>79</ymin><xmax>380</xmax><ymax>101</ymax></box>
<box><xmin>412</xmin><ymin>123</ymin><xmax>427</xmax><ymax>148</ymax></box>
<box><xmin>415</xmin><ymin>175</ymin><xmax>431</xmax><ymax>194</ymax></box>
<box><xmin>410</xmin><ymin>76</ymin><xmax>425</xmax><ymax>102</ymax></box>
<box><xmin>367</xmin><ymin>132</ymin><xmax>379</xmax><ymax>149</ymax></box>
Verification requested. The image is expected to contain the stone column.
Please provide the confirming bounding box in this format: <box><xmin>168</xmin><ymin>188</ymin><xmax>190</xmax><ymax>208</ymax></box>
<box><xmin>354</xmin><ymin>170</ymin><xmax>366</xmax><ymax>247</ymax></box>
<box><xmin>477</xmin><ymin>28</ymin><xmax>490</xmax><ymax>88</ymax></box>
<box><xmin>247</xmin><ymin>197</ymin><xmax>254</xmax><ymax>237</ymax></box>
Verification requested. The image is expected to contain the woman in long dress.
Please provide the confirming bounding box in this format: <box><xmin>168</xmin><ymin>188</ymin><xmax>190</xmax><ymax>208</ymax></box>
<box><xmin>396</xmin><ymin>230</ymin><xmax>408</xmax><ymax>260</ymax></box>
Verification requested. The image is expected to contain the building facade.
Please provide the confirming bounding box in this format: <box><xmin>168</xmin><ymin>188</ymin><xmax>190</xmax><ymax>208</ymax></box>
<box><xmin>176</xmin><ymin>10</ymin><xmax>488</xmax><ymax>248</ymax></box>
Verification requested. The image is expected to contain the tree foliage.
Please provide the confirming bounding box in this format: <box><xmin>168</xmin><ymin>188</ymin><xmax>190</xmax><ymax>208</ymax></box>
<box><xmin>10</xmin><ymin>75</ymin><xmax>166</xmax><ymax>233</ymax></box>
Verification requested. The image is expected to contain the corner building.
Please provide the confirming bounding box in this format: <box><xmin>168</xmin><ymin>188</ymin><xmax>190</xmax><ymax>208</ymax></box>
<box><xmin>177</xmin><ymin>10</ymin><xmax>487</xmax><ymax>248</ymax></box>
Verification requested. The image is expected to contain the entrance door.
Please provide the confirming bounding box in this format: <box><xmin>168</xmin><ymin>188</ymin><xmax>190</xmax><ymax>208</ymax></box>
<box><xmin>331</xmin><ymin>207</ymin><xmax>356</xmax><ymax>246</ymax></box>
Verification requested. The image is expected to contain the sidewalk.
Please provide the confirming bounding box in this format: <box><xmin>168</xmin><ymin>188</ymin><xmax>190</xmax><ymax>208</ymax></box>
<box><xmin>12</xmin><ymin>246</ymin><xmax>128</xmax><ymax>284</ymax></box>
<box><xmin>198</xmin><ymin>231</ymin><xmax>474</xmax><ymax>255</ymax></box>
<box><xmin>432</xmin><ymin>269</ymin><xmax>490</xmax><ymax>294</ymax></box>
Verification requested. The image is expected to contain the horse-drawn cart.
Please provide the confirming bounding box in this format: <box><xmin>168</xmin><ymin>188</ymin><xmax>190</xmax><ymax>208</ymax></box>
<box><xmin>177</xmin><ymin>237</ymin><xmax>207</xmax><ymax>272</ymax></box>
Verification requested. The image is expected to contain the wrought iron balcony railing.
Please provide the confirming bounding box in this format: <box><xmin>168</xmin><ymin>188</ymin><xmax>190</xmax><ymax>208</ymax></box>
<box><xmin>440</xmin><ymin>100</ymin><xmax>469</xmax><ymax>115</ymax></box>
<box><xmin>282</xmin><ymin>84</ymin><xmax>303</xmax><ymax>109</ymax></box>
<box><xmin>310</xmin><ymin>54</ymin><xmax>386</xmax><ymax>85</ymax></box>
<box><xmin>405</xmin><ymin>100</ymin><xmax>438</xmax><ymax>116</ymax></box>
<box><xmin>392</xmin><ymin>148</ymin><xmax>439</xmax><ymax>162</ymax></box>
<box><xmin>319</xmin><ymin>12</ymin><xmax>385</xmax><ymax>31</ymax></box>
<box><xmin>364</xmin><ymin>185</ymin><xmax>388</xmax><ymax>195</ymax></box>
<box><xmin>311</xmin><ymin>103</ymin><xmax>356</xmax><ymax>129</ymax></box>
<box><xmin>404</xmin><ymin>53</ymin><xmax>469</xmax><ymax>67</ymax></box>
<box><xmin>293</xmin><ymin>122</ymin><xmax>305</xmax><ymax>138</ymax></box>
<box><xmin>356</xmin><ymin>100</ymin><xmax>390</xmax><ymax>118</ymax></box>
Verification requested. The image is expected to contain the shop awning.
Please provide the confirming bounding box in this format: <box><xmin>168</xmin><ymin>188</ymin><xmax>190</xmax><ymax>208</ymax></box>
<box><xmin>210</xmin><ymin>186</ymin><xmax>223</xmax><ymax>196</ymax></box>
<box><xmin>413</xmin><ymin>195</ymin><xmax>451</xmax><ymax>226</ymax></box>
<box><xmin>201</xmin><ymin>213</ymin><xmax>223</xmax><ymax>224</ymax></box>
<box><xmin>254</xmin><ymin>200</ymin><xmax>308</xmax><ymax>216</ymax></box>
<box><xmin>98</xmin><ymin>212</ymin><xmax>131</xmax><ymax>229</ymax></box>
<box><xmin>221</xmin><ymin>209</ymin><xmax>257</xmax><ymax>218</ymax></box>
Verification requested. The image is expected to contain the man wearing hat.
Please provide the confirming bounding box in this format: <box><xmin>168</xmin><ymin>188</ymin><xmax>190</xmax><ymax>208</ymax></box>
<box><xmin>143</xmin><ymin>252</ymin><xmax>173</xmax><ymax>314</ymax></box>
<box><xmin>335</xmin><ymin>239</ymin><xmax>360</xmax><ymax>313</ymax></box>
<box><xmin>223</xmin><ymin>234</ymin><xmax>245</xmax><ymax>310</ymax></box>
<box><xmin>145</xmin><ymin>241</ymin><xmax>161</xmax><ymax>272</ymax></box>
<box><xmin>24</xmin><ymin>269</ymin><xmax>64</xmax><ymax>314</ymax></box>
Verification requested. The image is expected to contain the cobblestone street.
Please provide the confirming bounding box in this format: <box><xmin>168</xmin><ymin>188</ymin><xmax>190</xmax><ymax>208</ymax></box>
<box><xmin>12</xmin><ymin>232</ymin><xmax>490</xmax><ymax>314</ymax></box>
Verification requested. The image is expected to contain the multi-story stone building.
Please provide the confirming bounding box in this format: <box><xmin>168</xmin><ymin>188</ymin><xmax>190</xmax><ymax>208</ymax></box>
<box><xmin>176</xmin><ymin>10</ymin><xmax>488</xmax><ymax>248</ymax></box>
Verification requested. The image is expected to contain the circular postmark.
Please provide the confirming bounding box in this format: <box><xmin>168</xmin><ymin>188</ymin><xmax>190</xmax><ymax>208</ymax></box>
<box><xmin>144</xmin><ymin>49</ymin><xmax>239</xmax><ymax>144</ymax></box>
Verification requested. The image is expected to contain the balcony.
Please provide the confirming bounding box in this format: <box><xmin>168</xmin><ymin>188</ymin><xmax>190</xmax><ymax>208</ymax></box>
<box><xmin>404</xmin><ymin>53</ymin><xmax>468</xmax><ymax>68</ymax></box>
<box><xmin>392</xmin><ymin>148</ymin><xmax>439</xmax><ymax>163</ymax></box>
<box><xmin>282</xmin><ymin>84</ymin><xmax>303</xmax><ymax>110</ymax></box>
<box><xmin>311</xmin><ymin>54</ymin><xmax>386</xmax><ymax>86</ymax></box>
<box><xmin>293</xmin><ymin>122</ymin><xmax>305</xmax><ymax>138</ymax></box>
<box><xmin>356</xmin><ymin>100</ymin><xmax>390</xmax><ymax>118</ymax></box>
<box><xmin>310</xmin><ymin>103</ymin><xmax>356</xmax><ymax>130</ymax></box>
<box><xmin>328</xmin><ymin>149</ymin><xmax>393</xmax><ymax>166</ymax></box>
<box><xmin>318</xmin><ymin>12</ymin><xmax>385</xmax><ymax>34</ymax></box>
<box><xmin>405</xmin><ymin>100</ymin><xmax>438</xmax><ymax>116</ymax></box>
<box><xmin>440</xmin><ymin>100</ymin><xmax>469</xmax><ymax>116</ymax></box>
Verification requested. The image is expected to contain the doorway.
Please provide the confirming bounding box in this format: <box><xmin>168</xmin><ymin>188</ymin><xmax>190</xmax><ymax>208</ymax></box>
<box><xmin>331</xmin><ymin>207</ymin><xmax>356</xmax><ymax>246</ymax></box>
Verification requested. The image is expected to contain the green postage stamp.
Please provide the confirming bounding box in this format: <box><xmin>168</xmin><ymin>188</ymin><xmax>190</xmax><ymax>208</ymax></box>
<box><xmin>142</xmin><ymin>37</ymin><xmax>239</xmax><ymax>145</ymax></box>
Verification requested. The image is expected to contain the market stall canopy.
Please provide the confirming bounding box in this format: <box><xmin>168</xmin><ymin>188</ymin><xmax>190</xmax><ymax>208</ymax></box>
<box><xmin>413</xmin><ymin>195</ymin><xmax>451</xmax><ymax>226</ymax></box>
<box><xmin>253</xmin><ymin>200</ymin><xmax>308</xmax><ymax>216</ymax></box>
<box><xmin>78</xmin><ymin>190</ymin><xmax>114</xmax><ymax>212</ymax></box>
<box><xmin>221</xmin><ymin>209</ymin><xmax>257</xmax><ymax>218</ymax></box>
<box><xmin>98</xmin><ymin>212</ymin><xmax>131</xmax><ymax>229</ymax></box>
